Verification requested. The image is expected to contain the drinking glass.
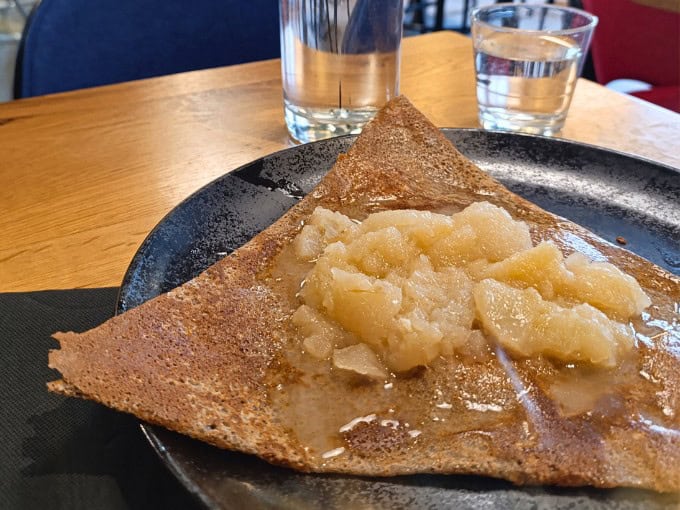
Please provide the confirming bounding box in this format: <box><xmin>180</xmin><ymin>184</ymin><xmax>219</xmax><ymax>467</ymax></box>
<box><xmin>471</xmin><ymin>4</ymin><xmax>598</xmax><ymax>136</ymax></box>
<box><xmin>280</xmin><ymin>0</ymin><xmax>403</xmax><ymax>143</ymax></box>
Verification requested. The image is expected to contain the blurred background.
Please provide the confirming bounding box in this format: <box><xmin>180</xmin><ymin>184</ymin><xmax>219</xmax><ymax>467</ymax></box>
<box><xmin>0</xmin><ymin>0</ymin><xmax>567</xmax><ymax>103</ymax></box>
<box><xmin>0</xmin><ymin>1</ymin><xmax>32</xmax><ymax>101</ymax></box>
<box><xmin>1</xmin><ymin>0</ymin><xmax>677</xmax><ymax>113</ymax></box>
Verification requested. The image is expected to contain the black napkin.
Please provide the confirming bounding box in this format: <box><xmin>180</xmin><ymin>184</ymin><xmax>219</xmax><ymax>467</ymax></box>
<box><xmin>0</xmin><ymin>289</ymin><xmax>201</xmax><ymax>510</ymax></box>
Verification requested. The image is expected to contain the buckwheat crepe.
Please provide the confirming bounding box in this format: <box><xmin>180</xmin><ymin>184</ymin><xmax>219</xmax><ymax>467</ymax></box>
<box><xmin>49</xmin><ymin>97</ymin><xmax>680</xmax><ymax>492</ymax></box>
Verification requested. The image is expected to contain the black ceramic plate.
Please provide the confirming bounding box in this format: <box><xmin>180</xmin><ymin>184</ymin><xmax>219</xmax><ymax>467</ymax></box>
<box><xmin>117</xmin><ymin>130</ymin><xmax>680</xmax><ymax>510</ymax></box>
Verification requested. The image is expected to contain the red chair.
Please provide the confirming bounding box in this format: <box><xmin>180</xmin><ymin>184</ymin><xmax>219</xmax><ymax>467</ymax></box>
<box><xmin>581</xmin><ymin>0</ymin><xmax>680</xmax><ymax>113</ymax></box>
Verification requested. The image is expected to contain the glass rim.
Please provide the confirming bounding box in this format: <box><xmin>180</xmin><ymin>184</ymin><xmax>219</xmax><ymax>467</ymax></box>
<box><xmin>471</xmin><ymin>3</ymin><xmax>598</xmax><ymax>36</ymax></box>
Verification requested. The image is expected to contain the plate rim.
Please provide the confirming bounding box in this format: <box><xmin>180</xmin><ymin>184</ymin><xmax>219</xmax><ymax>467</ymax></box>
<box><xmin>115</xmin><ymin>128</ymin><xmax>680</xmax><ymax>312</ymax></box>
<box><xmin>114</xmin><ymin>128</ymin><xmax>680</xmax><ymax>508</ymax></box>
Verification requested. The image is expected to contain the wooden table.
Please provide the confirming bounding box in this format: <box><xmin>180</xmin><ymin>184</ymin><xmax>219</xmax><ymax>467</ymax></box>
<box><xmin>1</xmin><ymin>31</ymin><xmax>679</xmax><ymax>293</ymax></box>
<box><xmin>633</xmin><ymin>0</ymin><xmax>680</xmax><ymax>13</ymax></box>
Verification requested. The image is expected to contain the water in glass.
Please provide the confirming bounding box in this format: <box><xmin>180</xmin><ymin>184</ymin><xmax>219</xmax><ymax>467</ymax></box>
<box><xmin>475</xmin><ymin>31</ymin><xmax>581</xmax><ymax>136</ymax></box>
<box><xmin>280</xmin><ymin>0</ymin><xmax>402</xmax><ymax>143</ymax></box>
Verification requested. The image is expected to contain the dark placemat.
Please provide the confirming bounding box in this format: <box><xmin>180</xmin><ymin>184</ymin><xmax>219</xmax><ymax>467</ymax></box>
<box><xmin>0</xmin><ymin>288</ymin><xmax>202</xmax><ymax>510</ymax></box>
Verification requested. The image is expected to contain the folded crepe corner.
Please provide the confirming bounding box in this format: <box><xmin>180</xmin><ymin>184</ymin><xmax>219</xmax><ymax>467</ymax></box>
<box><xmin>48</xmin><ymin>96</ymin><xmax>680</xmax><ymax>492</ymax></box>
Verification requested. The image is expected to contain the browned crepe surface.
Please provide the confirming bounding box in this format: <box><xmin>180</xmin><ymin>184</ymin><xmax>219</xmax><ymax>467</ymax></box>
<box><xmin>49</xmin><ymin>96</ymin><xmax>680</xmax><ymax>492</ymax></box>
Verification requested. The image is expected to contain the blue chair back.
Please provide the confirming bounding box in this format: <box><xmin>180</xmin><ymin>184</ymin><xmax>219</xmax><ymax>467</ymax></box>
<box><xmin>15</xmin><ymin>0</ymin><xmax>280</xmax><ymax>98</ymax></box>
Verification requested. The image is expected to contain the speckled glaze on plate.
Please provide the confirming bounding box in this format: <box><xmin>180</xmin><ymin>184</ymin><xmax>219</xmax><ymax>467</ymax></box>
<box><xmin>117</xmin><ymin>130</ymin><xmax>680</xmax><ymax>509</ymax></box>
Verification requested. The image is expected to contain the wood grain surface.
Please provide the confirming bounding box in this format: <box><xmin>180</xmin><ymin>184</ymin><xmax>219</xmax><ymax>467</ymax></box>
<box><xmin>1</xmin><ymin>31</ymin><xmax>679</xmax><ymax>292</ymax></box>
<box><xmin>632</xmin><ymin>0</ymin><xmax>680</xmax><ymax>13</ymax></box>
